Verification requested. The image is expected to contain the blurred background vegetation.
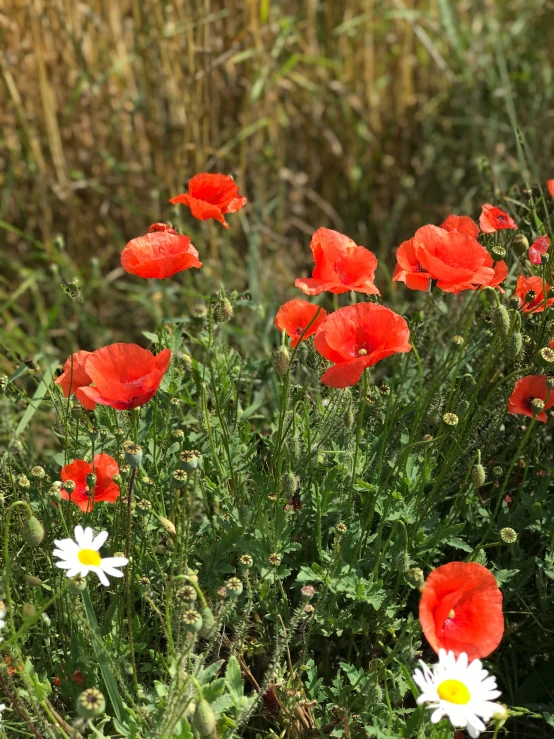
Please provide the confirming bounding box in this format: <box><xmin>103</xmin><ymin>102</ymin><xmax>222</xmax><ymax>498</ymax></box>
<box><xmin>1</xmin><ymin>0</ymin><xmax>553</xmax><ymax>367</ymax></box>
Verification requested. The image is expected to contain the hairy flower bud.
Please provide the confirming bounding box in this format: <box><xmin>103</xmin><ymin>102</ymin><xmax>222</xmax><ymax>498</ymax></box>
<box><xmin>23</xmin><ymin>516</ymin><xmax>44</xmax><ymax>547</ymax></box>
<box><xmin>281</xmin><ymin>471</ymin><xmax>298</xmax><ymax>497</ymax></box>
<box><xmin>213</xmin><ymin>297</ymin><xmax>234</xmax><ymax>323</ymax></box>
<box><xmin>272</xmin><ymin>347</ymin><xmax>290</xmax><ymax>377</ymax></box>
<box><xmin>24</xmin><ymin>574</ymin><xmax>42</xmax><ymax>587</ymax></box>
<box><xmin>159</xmin><ymin>517</ymin><xmax>176</xmax><ymax>536</ymax></box>
<box><xmin>471</xmin><ymin>462</ymin><xmax>486</xmax><ymax>487</ymax></box>
<box><xmin>193</xmin><ymin>699</ymin><xmax>217</xmax><ymax>737</ymax></box>
<box><xmin>512</xmin><ymin>233</ymin><xmax>529</xmax><ymax>254</ymax></box>
<box><xmin>492</xmin><ymin>305</ymin><xmax>510</xmax><ymax>339</ymax></box>
<box><xmin>199</xmin><ymin>607</ymin><xmax>215</xmax><ymax>639</ymax></box>
<box><xmin>507</xmin><ymin>331</ymin><xmax>523</xmax><ymax>359</ymax></box>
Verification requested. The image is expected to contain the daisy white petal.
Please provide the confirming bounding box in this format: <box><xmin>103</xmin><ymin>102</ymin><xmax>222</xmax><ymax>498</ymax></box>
<box><xmin>91</xmin><ymin>530</ymin><xmax>109</xmax><ymax>550</ymax></box>
<box><xmin>101</xmin><ymin>556</ymin><xmax>129</xmax><ymax>568</ymax></box>
<box><xmin>96</xmin><ymin>569</ymin><xmax>110</xmax><ymax>587</ymax></box>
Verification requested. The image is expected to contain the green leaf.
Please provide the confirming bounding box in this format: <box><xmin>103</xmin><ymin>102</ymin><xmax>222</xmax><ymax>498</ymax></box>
<box><xmin>225</xmin><ymin>656</ymin><xmax>244</xmax><ymax>700</ymax></box>
<box><xmin>15</xmin><ymin>361</ymin><xmax>57</xmax><ymax>437</ymax></box>
<box><xmin>202</xmin><ymin>678</ymin><xmax>226</xmax><ymax>702</ymax></box>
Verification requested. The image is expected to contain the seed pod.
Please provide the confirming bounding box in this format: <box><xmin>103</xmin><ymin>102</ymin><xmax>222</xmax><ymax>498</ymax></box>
<box><xmin>123</xmin><ymin>441</ymin><xmax>143</xmax><ymax>468</ymax></box>
<box><xmin>192</xmin><ymin>699</ymin><xmax>216</xmax><ymax>737</ymax></box>
<box><xmin>512</xmin><ymin>233</ymin><xmax>529</xmax><ymax>254</ymax></box>
<box><xmin>500</xmin><ymin>527</ymin><xmax>517</xmax><ymax>544</ymax></box>
<box><xmin>22</xmin><ymin>516</ymin><xmax>44</xmax><ymax>547</ymax></box>
<box><xmin>530</xmin><ymin>397</ymin><xmax>545</xmax><ymax>415</ymax></box>
<box><xmin>69</xmin><ymin>576</ymin><xmax>87</xmax><ymax>594</ymax></box>
<box><xmin>182</xmin><ymin>609</ymin><xmax>203</xmax><ymax>633</ymax></box>
<box><xmin>63</xmin><ymin>479</ymin><xmax>76</xmax><ymax>493</ymax></box>
<box><xmin>238</xmin><ymin>553</ymin><xmax>253</xmax><ymax>569</ymax></box>
<box><xmin>492</xmin><ymin>305</ymin><xmax>510</xmax><ymax>338</ymax></box>
<box><xmin>30</xmin><ymin>466</ymin><xmax>45</xmax><ymax>479</ymax></box>
<box><xmin>77</xmin><ymin>689</ymin><xmax>106</xmax><ymax>720</ymax></box>
<box><xmin>179</xmin><ymin>449</ymin><xmax>202</xmax><ymax>471</ymax></box>
<box><xmin>491</xmin><ymin>245</ymin><xmax>506</xmax><ymax>261</ymax></box>
<box><xmin>442</xmin><ymin>412</ymin><xmax>458</xmax><ymax>427</ymax></box>
<box><xmin>272</xmin><ymin>347</ymin><xmax>290</xmax><ymax>377</ymax></box>
<box><xmin>86</xmin><ymin>473</ymin><xmax>97</xmax><ymax>489</ymax></box>
<box><xmin>471</xmin><ymin>464</ymin><xmax>486</xmax><ymax>488</ymax></box>
<box><xmin>301</xmin><ymin>585</ymin><xmax>315</xmax><ymax>601</ymax></box>
<box><xmin>535</xmin><ymin>346</ymin><xmax>554</xmax><ymax>369</ymax></box>
<box><xmin>17</xmin><ymin>475</ymin><xmax>30</xmax><ymax>489</ymax></box>
<box><xmin>171</xmin><ymin>469</ymin><xmax>188</xmax><ymax>488</ymax></box>
<box><xmin>199</xmin><ymin>607</ymin><xmax>215</xmax><ymax>639</ymax></box>
<box><xmin>225</xmin><ymin>577</ymin><xmax>243</xmax><ymax>598</ymax></box>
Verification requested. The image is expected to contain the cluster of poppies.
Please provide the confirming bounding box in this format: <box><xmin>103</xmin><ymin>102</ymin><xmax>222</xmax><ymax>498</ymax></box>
<box><xmin>414</xmin><ymin>561</ymin><xmax>505</xmax><ymax>738</ymax></box>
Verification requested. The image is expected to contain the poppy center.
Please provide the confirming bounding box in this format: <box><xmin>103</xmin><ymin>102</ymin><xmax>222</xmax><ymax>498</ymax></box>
<box><xmin>295</xmin><ymin>326</ymin><xmax>304</xmax><ymax>335</ymax></box>
<box><xmin>77</xmin><ymin>549</ymin><xmax>101</xmax><ymax>567</ymax></box>
<box><xmin>413</xmin><ymin>263</ymin><xmax>426</xmax><ymax>273</ymax></box>
<box><xmin>357</xmin><ymin>342</ymin><xmax>372</xmax><ymax>357</ymax></box>
<box><xmin>448</xmin><ymin>609</ymin><xmax>455</xmax><ymax>619</ymax></box>
<box><xmin>437</xmin><ymin>679</ymin><xmax>471</xmax><ymax>705</ymax></box>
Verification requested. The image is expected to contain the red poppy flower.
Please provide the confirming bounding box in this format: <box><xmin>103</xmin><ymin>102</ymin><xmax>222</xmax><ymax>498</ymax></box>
<box><xmin>60</xmin><ymin>454</ymin><xmax>120</xmax><ymax>512</ymax></box>
<box><xmin>121</xmin><ymin>223</ymin><xmax>202</xmax><ymax>279</ymax></box>
<box><xmin>413</xmin><ymin>225</ymin><xmax>494</xmax><ymax>294</ymax></box>
<box><xmin>547</xmin><ymin>180</ymin><xmax>554</xmax><ymax>197</ymax></box>
<box><xmin>479</xmin><ymin>252</ymin><xmax>508</xmax><ymax>292</ymax></box>
<box><xmin>295</xmin><ymin>228</ymin><xmax>380</xmax><ymax>296</ymax></box>
<box><xmin>55</xmin><ymin>351</ymin><xmax>96</xmax><ymax>411</ymax></box>
<box><xmin>440</xmin><ymin>214</ymin><xmax>480</xmax><ymax>239</ymax></box>
<box><xmin>78</xmin><ymin>343</ymin><xmax>171</xmax><ymax>410</ymax></box>
<box><xmin>169</xmin><ymin>173</ymin><xmax>247</xmax><ymax>228</ymax></box>
<box><xmin>313</xmin><ymin>303</ymin><xmax>411</xmax><ymax>388</ymax></box>
<box><xmin>419</xmin><ymin>562</ymin><xmax>504</xmax><ymax>660</ymax></box>
<box><xmin>514</xmin><ymin>275</ymin><xmax>554</xmax><ymax>313</ymax></box>
<box><xmin>507</xmin><ymin>374</ymin><xmax>554</xmax><ymax>423</ymax></box>
<box><xmin>274</xmin><ymin>300</ymin><xmax>327</xmax><ymax>347</ymax></box>
<box><xmin>479</xmin><ymin>204</ymin><xmax>517</xmax><ymax>234</ymax></box>
<box><xmin>392</xmin><ymin>238</ymin><xmax>432</xmax><ymax>292</ymax></box>
<box><xmin>528</xmin><ymin>234</ymin><xmax>550</xmax><ymax>265</ymax></box>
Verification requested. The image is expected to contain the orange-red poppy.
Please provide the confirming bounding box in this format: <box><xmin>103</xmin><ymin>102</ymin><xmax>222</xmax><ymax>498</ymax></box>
<box><xmin>479</xmin><ymin>252</ymin><xmax>508</xmax><ymax>292</ymax></box>
<box><xmin>547</xmin><ymin>180</ymin><xmax>554</xmax><ymax>197</ymax></box>
<box><xmin>514</xmin><ymin>275</ymin><xmax>554</xmax><ymax>313</ymax></box>
<box><xmin>507</xmin><ymin>375</ymin><xmax>554</xmax><ymax>423</ymax></box>
<box><xmin>479</xmin><ymin>204</ymin><xmax>517</xmax><ymax>234</ymax></box>
<box><xmin>392</xmin><ymin>237</ymin><xmax>432</xmax><ymax>292</ymax></box>
<box><xmin>295</xmin><ymin>228</ymin><xmax>380</xmax><ymax>296</ymax></box>
<box><xmin>274</xmin><ymin>300</ymin><xmax>327</xmax><ymax>347</ymax></box>
<box><xmin>528</xmin><ymin>234</ymin><xmax>550</xmax><ymax>266</ymax></box>
<box><xmin>55</xmin><ymin>351</ymin><xmax>96</xmax><ymax>411</ymax></box>
<box><xmin>121</xmin><ymin>223</ymin><xmax>201</xmax><ymax>279</ymax></box>
<box><xmin>313</xmin><ymin>303</ymin><xmax>411</xmax><ymax>388</ymax></box>
<box><xmin>169</xmin><ymin>173</ymin><xmax>247</xmax><ymax>228</ymax></box>
<box><xmin>413</xmin><ymin>225</ymin><xmax>494</xmax><ymax>294</ymax></box>
<box><xmin>440</xmin><ymin>214</ymin><xmax>480</xmax><ymax>239</ymax></box>
<box><xmin>419</xmin><ymin>562</ymin><xmax>504</xmax><ymax>660</ymax></box>
<box><xmin>78</xmin><ymin>343</ymin><xmax>171</xmax><ymax>411</ymax></box>
<box><xmin>60</xmin><ymin>454</ymin><xmax>120</xmax><ymax>512</ymax></box>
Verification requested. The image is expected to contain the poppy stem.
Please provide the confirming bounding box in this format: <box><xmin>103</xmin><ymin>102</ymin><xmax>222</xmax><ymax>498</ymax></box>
<box><xmin>344</xmin><ymin>369</ymin><xmax>369</xmax><ymax>523</ymax></box>
<box><xmin>124</xmin><ymin>467</ymin><xmax>138</xmax><ymax>692</ymax></box>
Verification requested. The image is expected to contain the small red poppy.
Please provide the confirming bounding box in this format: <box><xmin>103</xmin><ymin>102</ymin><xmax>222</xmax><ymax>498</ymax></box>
<box><xmin>413</xmin><ymin>225</ymin><xmax>494</xmax><ymax>294</ymax></box>
<box><xmin>392</xmin><ymin>238</ymin><xmax>432</xmax><ymax>292</ymax></box>
<box><xmin>55</xmin><ymin>351</ymin><xmax>96</xmax><ymax>411</ymax></box>
<box><xmin>514</xmin><ymin>275</ymin><xmax>554</xmax><ymax>313</ymax></box>
<box><xmin>78</xmin><ymin>343</ymin><xmax>171</xmax><ymax>411</ymax></box>
<box><xmin>73</xmin><ymin>670</ymin><xmax>84</xmax><ymax>685</ymax></box>
<box><xmin>507</xmin><ymin>374</ymin><xmax>554</xmax><ymax>423</ymax></box>
<box><xmin>528</xmin><ymin>234</ymin><xmax>550</xmax><ymax>266</ymax></box>
<box><xmin>547</xmin><ymin>180</ymin><xmax>554</xmax><ymax>198</ymax></box>
<box><xmin>479</xmin><ymin>204</ymin><xmax>517</xmax><ymax>234</ymax></box>
<box><xmin>419</xmin><ymin>562</ymin><xmax>504</xmax><ymax>660</ymax></box>
<box><xmin>295</xmin><ymin>228</ymin><xmax>380</xmax><ymax>296</ymax></box>
<box><xmin>313</xmin><ymin>303</ymin><xmax>411</xmax><ymax>388</ymax></box>
<box><xmin>121</xmin><ymin>223</ymin><xmax>202</xmax><ymax>279</ymax></box>
<box><xmin>440</xmin><ymin>214</ymin><xmax>480</xmax><ymax>239</ymax></box>
<box><xmin>169</xmin><ymin>173</ymin><xmax>247</xmax><ymax>229</ymax></box>
<box><xmin>274</xmin><ymin>300</ymin><xmax>327</xmax><ymax>347</ymax></box>
<box><xmin>60</xmin><ymin>454</ymin><xmax>120</xmax><ymax>512</ymax></box>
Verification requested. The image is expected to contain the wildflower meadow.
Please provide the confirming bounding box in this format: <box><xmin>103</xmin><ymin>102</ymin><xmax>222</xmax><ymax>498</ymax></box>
<box><xmin>1</xmin><ymin>167</ymin><xmax>554</xmax><ymax>739</ymax></box>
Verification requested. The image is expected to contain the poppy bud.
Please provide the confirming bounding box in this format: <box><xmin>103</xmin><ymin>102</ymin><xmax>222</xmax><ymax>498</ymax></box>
<box><xmin>301</xmin><ymin>584</ymin><xmax>315</xmax><ymax>601</ymax></box>
<box><xmin>17</xmin><ymin>475</ymin><xmax>30</xmax><ymax>489</ymax></box>
<box><xmin>213</xmin><ymin>297</ymin><xmax>234</xmax><ymax>323</ymax></box>
<box><xmin>512</xmin><ymin>234</ymin><xmax>529</xmax><ymax>255</ymax></box>
<box><xmin>471</xmin><ymin>464</ymin><xmax>486</xmax><ymax>488</ymax></box>
<box><xmin>492</xmin><ymin>305</ymin><xmax>510</xmax><ymax>338</ymax></box>
<box><xmin>199</xmin><ymin>607</ymin><xmax>215</xmax><ymax>639</ymax></box>
<box><xmin>159</xmin><ymin>517</ymin><xmax>176</xmax><ymax>536</ymax></box>
<box><xmin>535</xmin><ymin>346</ymin><xmax>554</xmax><ymax>368</ymax></box>
<box><xmin>123</xmin><ymin>441</ymin><xmax>143</xmax><ymax>468</ymax></box>
<box><xmin>77</xmin><ymin>688</ymin><xmax>106</xmax><ymax>720</ymax></box>
<box><xmin>281</xmin><ymin>471</ymin><xmax>298</xmax><ymax>497</ymax></box>
<box><xmin>24</xmin><ymin>574</ymin><xmax>42</xmax><ymax>587</ymax></box>
<box><xmin>182</xmin><ymin>609</ymin><xmax>203</xmax><ymax>633</ymax></box>
<box><xmin>155</xmin><ymin>544</ymin><xmax>167</xmax><ymax>555</ymax></box>
<box><xmin>23</xmin><ymin>516</ymin><xmax>44</xmax><ymax>547</ymax></box>
<box><xmin>172</xmin><ymin>429</ymin><xmax>185</xmax><ymax>440</ymax></box>
<box><xmin>451</xmin><ymin>335</ymin><xmax>464</xmax><ymax>346</ymax></box>
<box><xmin>192</xmin><ymin>699</ymin><xmax>216</xmax><ymax>737</ymax></box>
<box><xmin>30</xmin><ymin>466</ymin><xmax>45</xmax><ymax>479</ymax></box>
<box><xmin>407</xmin><ymin>567</ymin><xmax>425</xmax><ymax>591</ymax></box>
<box><xmin>272</xmin><ymin>347</ymin><xmax>290</xmax><ymax>377</ymax></box>
<box><xmin>507</xmin><ymin>332</ymin><xmax>523</xmax><ymax>359</ymax></box>
<box><xmin>490</xmin><ymin>245</ymin><xmax>506</xmax><ymax>261</ymax></box>
<box><xmin>492</xmin><ymin>704</ymin><xmax>510</xmax><ymax>722</ymax></box>
<box><xmin>225</xmin><ymin>577</ymin><xmax>243</xmax><ymax>598</ymax></box>
<box><xmin>63</xmin><ymin>479</ymin><xmax>76</xmax><ymax>493</ymax></box>
<box><xmin>500</xmin><ymin>527</ymin><xmax>517</xmax><ymax>544</ymax></box>
<box><xmin>179</xmin><ymin>449</ymin><xmax>202</xmax><ymax>471</ymax></box>
<box><xmin>22</xmin><ymin>602</ymin><xmax>37</xmax><ymax>620</ymax></box>
<box><xmin>239</xmin><ymin>505</ymin><xmax>251</xmax><ymax>526</ymax></box>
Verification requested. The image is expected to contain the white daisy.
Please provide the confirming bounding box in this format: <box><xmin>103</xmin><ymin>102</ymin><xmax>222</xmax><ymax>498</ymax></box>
<box><xmin>0</xmin><ymin>601</ymin><xmax>6</xmax><ymax>643</ymax></box>
<box><xmin>52</xmin><ymin>526</ymin><xmax>128</xmax><ymax>587</ymax></box>
<box><xmin>413</xmin><ymin>649</ymin><xmax>502</xmax><ymax>738</ymax></box>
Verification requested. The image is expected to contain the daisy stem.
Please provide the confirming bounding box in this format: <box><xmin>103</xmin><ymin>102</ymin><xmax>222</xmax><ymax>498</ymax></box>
<box><xmin>124</xmin><ymin>467</ymin><xmax>138</xmax><ymax>692</ymax></box>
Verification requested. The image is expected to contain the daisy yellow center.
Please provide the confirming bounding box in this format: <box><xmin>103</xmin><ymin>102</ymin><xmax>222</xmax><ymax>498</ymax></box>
<box><xmin>77</xmin><ymin>549</ymin><xmax>101</xmax><ymax>567</ymax></box>
<box><xmin>437</xmin><ymin>679</ymin><xmax>471</xmax><ymax>705</ymax></box>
